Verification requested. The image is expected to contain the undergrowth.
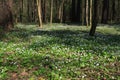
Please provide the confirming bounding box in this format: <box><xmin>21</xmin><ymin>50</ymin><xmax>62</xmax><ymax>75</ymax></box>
<box><xmin>0</xmin><ymin>24</ymin><xmax>120</xmax><ymax>80</ymax></box>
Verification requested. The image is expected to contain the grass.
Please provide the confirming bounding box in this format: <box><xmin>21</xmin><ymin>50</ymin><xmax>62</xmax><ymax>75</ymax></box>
<box><xmin>0</xmin><ymin>23</ymin><xmax>120</xmax><ymax>80</ymax></box>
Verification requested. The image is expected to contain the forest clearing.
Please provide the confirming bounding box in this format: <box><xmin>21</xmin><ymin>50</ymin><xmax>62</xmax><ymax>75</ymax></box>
<box><xmin>0</xmin><ymin>24</ymin><xmax>120</xmax><ymax>79</ymax></box>
<box><xmin>0</xmin><ymin>0</ymin><xmax>120</xmax><ymax>80</ymax></box>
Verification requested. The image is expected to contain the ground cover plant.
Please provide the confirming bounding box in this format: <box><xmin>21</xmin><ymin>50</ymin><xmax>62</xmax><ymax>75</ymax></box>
<box><xmin>0</xmin><ymin>24</ymin><xmax>120</xmax><ymax>80</ymax></box>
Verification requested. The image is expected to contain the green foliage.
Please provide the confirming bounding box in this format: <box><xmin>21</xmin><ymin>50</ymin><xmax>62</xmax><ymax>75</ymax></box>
<box><xmin>0</xmin><ymin>24</ymin><xmax>120</xmax><ymax>80</ymax></box>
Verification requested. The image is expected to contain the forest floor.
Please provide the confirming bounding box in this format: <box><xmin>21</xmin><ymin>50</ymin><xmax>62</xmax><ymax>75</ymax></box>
<box><xmin>0</xmin><ymin>24</ymin><xmax>120</xmax><ymax>80</ymax></box>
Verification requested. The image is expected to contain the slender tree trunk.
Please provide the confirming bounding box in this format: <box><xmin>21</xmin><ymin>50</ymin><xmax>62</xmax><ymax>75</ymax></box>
<box><xmin>33</xmin><ymin>0</ymin><xmax>37</xmax><ymax>22</ymax></box>
<box><xmin>71</xmin><ymin>0</ymin><xmax>76</xmax><ymax>22</ymax></box>
<box><xmin>77</xmin><ymin>0</ymin><xmax>81</xmax><ymax>22</ymax></box>
<box><xmin>20</xmin><ymin>0</ymin><xmax>23</xmax><ymax>22</ymax></box>
<box><xmin>97</xmin><ymin>0</ymin><xmax>102</xmax><ymax>23</ymax></box>
<box><xmin>27</xmin><ymin>0</ymin><xmax>30</xmax><ymax>22</ymax></box>
<box><xmin>43</xmin><ymin>0</ymin><xmax>47</xmax><ymax>23</ymax></box>
<box><xmin>31</xmin><ymin>0</ymin><xmax>34</xmax><ymax>22</ymax></box>
<box><xmin>50</xmin><ymin>0</ymin><xmax>53</xmax><ymax>24</ymax></box>
<box><xmin>101</xmin><ymin>0</ymin><xmax>109</xmax><ymax>24</ymax></box>
<box><xmin>63</xmin><ymin>2</ymin><xmax>66</xmax><ymax>23</ymax></box>
<box><xmin>82</xmin><ymin>0</ymin><xmax>86</xmax><ymax>25</ymax></box>
<box><xmin>58</xmin><ymin>0</ymin><xmax>64</xmax><ymax>23</ymax></box>
<box><xmin>86</xmin><ymin>0</ymin><xmax>89</xmax><ymax>27</ymax></box>
<box><xmin>117</xmin><ymin>0</ymin><xmax>119</xmax><ymax>21</ymax></box>
<box><xmin>14</xmin><ymin>1</ymin><xmax>18</xmax><ymax>23</ymax></box>
<box><xmin>89</xmin><ymin>0</ymin><xmax>98</xmax><ymax>36</ymax></box>
<box><xmin>90</xmin><ymin>0</ymin><xmax>92</xmax><ymax>26</ymax></box>
<box><xmin>36</xmin><ymin>0</ymin><xmax>42</xmax><ymax>28</ymax></box>
<box><xmin>110</xmin><ymin>0</ymin><xmax>115</xmax><ymax>23</ymax></box>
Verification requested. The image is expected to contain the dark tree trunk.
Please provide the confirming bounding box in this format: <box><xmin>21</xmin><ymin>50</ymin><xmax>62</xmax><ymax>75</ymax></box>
<box><xmin>27</xmin><ymin>0</ymin><xmax>30</xmax><ymax>22</ymax></box>
<box><xmin>0</xmin><ymin>2</ymin><xmax>14</xmax><ymax>31</ymax></box>
<box><xmin>71</xmin><ymin>0</ymin><xmax>76</xmax><ymax>22</ymax></box>
<box><xmin>43</xmin><ymin>0</ymin><xmax>47</xmax><ymax>23</ymax></box>
<box><xmin>20</xmin><ymin>0</ymin><xmax>23</xmax><ymax>22</ymax></box>
<box><xmin>89</xmin><ymin>0</ymin><xmax>98</xmax><ymax>36</ymax></box>
<box><xmin>112</xmin><ymin>0</ymin><xmax>116</xmax><ymax>21</ymax></box>
<box><xmin>63</xmin><ymin>1</ymin><xmax>66</xmax><ymax>23</ymax></box>
<box><xmin>76</xmin><ymin>0</ymin><xmax>81</xmax><ymax>22</ymax></box>
<box><xmin>101</xmin><ymin>0</ymin><xmax>109</xmax><ymax>24</ymax></box>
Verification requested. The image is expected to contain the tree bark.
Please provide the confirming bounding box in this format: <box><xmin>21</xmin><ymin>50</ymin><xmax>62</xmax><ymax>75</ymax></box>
<box><xmin>89</xmin><ymin>0</ymin><xmax>98</xmax><ymax>36</ymax></box>
<box><xmin>36</xmin><ymin>0</ymin><xmax>42</xmax><ymax>28</ymax></box>
<box><xmin>86</xmin><ymin>0</ymin><xmax>89</xmax><ymax>27</ymax></box>
<box><xmin>58</xmin><ymin>0</ymin><xmax>65</xmax><ymax>23</ymax></box>
<box><xmin>101</xmin><ymin>0</ymin><xmax>109</xmax><ymax>24</ymax></box>
<box><xmin>50</xmin><ymin>0</ymin><xmax>53</xmax><ymax>24</ymax></box>
<box><xmin>90</xmin><ymin>0</ymin><xmax>92</xmax><ymax>26</ymax></box>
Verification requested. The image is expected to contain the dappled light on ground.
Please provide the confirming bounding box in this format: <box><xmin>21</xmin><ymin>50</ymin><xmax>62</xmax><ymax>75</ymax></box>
<box><xmin>0</xmin><ymin>24</ymin><xmax>120</xmax><ymax>79</ymax></box>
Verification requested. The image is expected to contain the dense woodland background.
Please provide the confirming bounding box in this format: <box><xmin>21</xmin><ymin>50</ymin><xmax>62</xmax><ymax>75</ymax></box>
<box><xmin>1</xmin><ymin>0</ymin><xmax>120</xmax><ymax>24</ymax></box>
<box><xmin>1</xmin><ymin>0</ymin><xmax>119</xmax><ymax>36</ymax></box>
<box><xmin>0</xmin><ymin>0</ymin><xmax>120</xmax><ymax>35</ymax></box>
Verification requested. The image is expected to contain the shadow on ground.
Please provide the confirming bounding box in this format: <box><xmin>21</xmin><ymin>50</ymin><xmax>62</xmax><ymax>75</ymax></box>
<box><xmin>28</xmin><ymin>29</ymin><xmax>120</xmax><ymax>54</ymax></box>
<box><xmin>0</xmin><ymin>25</ymin><xmax>120</xmax><ymax>54</ymax></box>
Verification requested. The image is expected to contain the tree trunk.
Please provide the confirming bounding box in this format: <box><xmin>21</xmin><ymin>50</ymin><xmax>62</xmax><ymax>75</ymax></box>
<box><xmin>43</xmin><ymin>0</ymin><xmax>47</xmax><ymax>23</ymax></box>
<box><xmin>90</xmin><ymin>0</ymin><xmax>92</xmax><ymax>26</ymax></box>
<box><xmin>110</xmin><ymin>0</ymin><xmax>115</xmax><ymax>23</ymax></box>
<box><xmin>71</xmin><ymin>0</ymin><xmax>76</xmax><ymax>22</ymax></box>
<box><xmin>36</xmin><ymin>0</ymin><xmax>42</xmax><ymax>28</ymax></box>
<box><xmin>19</xmin><ymin>0</ymin><xmax>23</xmax><ymax>22</ymax></box>
<box><xmin>58</xmin><ymin>0</ymin><xmax>65</xmax><ymax>23</ymax></box>
<box><xmin>50</xmin><ymin>0</ymin><xmax>53</xmax><ymax>24</ymax></box>
<box><xmin>89</xmin><ymin>0</ymin><xmax>98</xmax><ymax>36</ymax></box>
<box><xmin>86</xmin><ymin>0</ymin><xmax>89</xmax><ymax>27</ymax></box>
<box><xmin>82</xmin><ymin>0</ymin><xmax>86</xmax><ymax>25</ymax></box>
<box><xmin>101</xmin><ymin>0</ymin><xmax>109</xmax><ymax>24</ymax></box>
<box><xmin>76</xmin><ymin>0</ymin><xmax>81</xmax><ymax>22</ymax></box>
<box><xmin>27</xmin><ymin>0</ymin><xmax>30</xmax><ymax>22</ymax></box>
